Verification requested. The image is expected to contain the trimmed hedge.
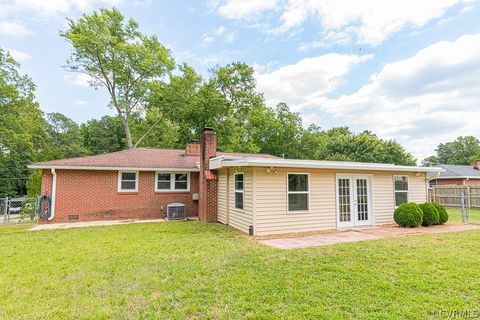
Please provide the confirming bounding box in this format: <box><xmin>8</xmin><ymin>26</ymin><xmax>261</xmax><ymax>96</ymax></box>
<box><xmin>432</xmin><ymin>203</ymin><xmax>448</xmax><ymax>225</ymax></box>
<box><xmin>394</xmin><ymin>203</ymin><xmax>423</xmax><ymax>228</ymax></box>
<box><xmin>419</xmin><ymin>203</ymin><xmax>440</xmax><ymax>226</ymax></box>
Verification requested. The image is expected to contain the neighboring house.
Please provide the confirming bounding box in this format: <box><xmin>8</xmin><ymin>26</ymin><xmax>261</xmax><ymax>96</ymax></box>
<box><xmin>427</xmin><ymin>162</ymin><xmax>480</xmax><ymax>188</ymax></box>
<box><xmin>29</xmin><ymin>128</ymin><xmax>442</xmax><ymax>236</ymax></box>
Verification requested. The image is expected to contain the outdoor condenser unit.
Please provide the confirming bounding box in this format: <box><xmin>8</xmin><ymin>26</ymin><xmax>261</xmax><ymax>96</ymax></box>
<box><xmin>166</xmin><ymin>203</ymin><xmax>186</xmax><ymax>221</ymax></box>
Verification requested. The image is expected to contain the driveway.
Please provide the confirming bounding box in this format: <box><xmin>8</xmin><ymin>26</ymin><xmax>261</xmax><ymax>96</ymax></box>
<box><xmin>259</xmin><ymin>223</ymin><xmax>480</xmax><ymax>249</ymax></box>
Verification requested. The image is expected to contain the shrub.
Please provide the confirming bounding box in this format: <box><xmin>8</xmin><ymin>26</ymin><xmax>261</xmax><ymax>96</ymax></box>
<box><xmin>431</xmin><ymin>203</ymin><xmax>448</xmax><ymax>225</ymax></box>
<box><xmin>419</xmin><ymin>203</ymin><xmax>440</xmax><ymax>226</ymax></box>
<box><xmin>394</xmin><ymin>203</ymin><xmax>423</xmax><ymax>228</ymax></box>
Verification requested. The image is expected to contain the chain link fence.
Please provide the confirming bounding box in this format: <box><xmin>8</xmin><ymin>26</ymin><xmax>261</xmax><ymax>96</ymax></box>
<box><xmin>0</xmin><ymin>197</ymin><xmax>38</xmax><ymax>225</ymax></box>
<box><xmin>430</xmin><ymin>186</ymin><xmax>480</xmax><ymax>224</ymax></box>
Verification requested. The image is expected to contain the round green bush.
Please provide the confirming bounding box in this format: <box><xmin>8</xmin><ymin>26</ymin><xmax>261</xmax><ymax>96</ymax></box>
<box><xmin>394</xmin><ymin>203</ymin><xmax>423</xmax><ymax>228</ymax></box>
<box><xmin>431</xmin><ymin>203</ymin><xmax>448</xmax><ymax>225</ymax></box>
<box><xmin>419</xmin><ymin>203</ymin><xmax>440</xmax><ymax>226</ymax></box>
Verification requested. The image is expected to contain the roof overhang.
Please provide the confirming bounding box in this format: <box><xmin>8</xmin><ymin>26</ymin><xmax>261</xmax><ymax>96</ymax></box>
<box><xmin>428</xmin><ymin>176</ymin><xmax>480</xmax><ymax>180</ymax></box>
<box><xmin>27</xmin><ymin>165</ymin><xmax>199</xmax><ymax>172</ymax></box>
<box><xmin>209</xmin><ymin>156</ymin><xmax>444</xmax><ymax>173</ymax></box>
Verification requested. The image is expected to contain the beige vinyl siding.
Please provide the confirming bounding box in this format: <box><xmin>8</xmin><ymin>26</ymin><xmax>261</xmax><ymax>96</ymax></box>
<box><xmin>372</xmin><ymin>172</ymin><xmax>426</xmax><ymax>225</ymax></box>
<box><xmin>408</xmin><ymin>173</ymin><xmax>428</xmax><ymax>203</ymax></box>
<box><xmin>254</xmin><ymin>168</ymin><xmax>336</xmax><ymax>235</ymax></box>
<box><xmin>217</xmin><ymin>168</ymin><xmax>228</xmax><ymax>224</ymax></box>
<box><xmin>225</xmin><ymin>168</ymin><xmax>253</xmax><ymax>233</ymax></box>
<box><xmin>251</xmin><ymin>167</ymin><xmax>428</xmax><ymax>236</ymax></box>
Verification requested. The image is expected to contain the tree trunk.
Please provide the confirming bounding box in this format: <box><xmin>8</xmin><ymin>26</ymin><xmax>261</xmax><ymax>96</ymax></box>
<box><xmin>121</xmin><ymin>118</ymin><xmax>134</xmax><ymax>149</ymax></box>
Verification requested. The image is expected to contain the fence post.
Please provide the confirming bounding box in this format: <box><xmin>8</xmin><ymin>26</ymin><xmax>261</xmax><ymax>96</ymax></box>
<box><xmin>432</xmin><ymin>187</ymin><xmax>436</xmax><ymax>203</ymax></box>
<box><xmin>461</xmin><ymin>191</ymin><xmax>467</xmax><ymax>223</ymax></box>
<box><xmin>466</xmin><ymin>186</ymin><xmax>471</xmax><ymax>209</ymax></box>
<box><xmin>3</xmin><ymin>197</ymin><xmax>8</xmax><ymax>224</ymax></box>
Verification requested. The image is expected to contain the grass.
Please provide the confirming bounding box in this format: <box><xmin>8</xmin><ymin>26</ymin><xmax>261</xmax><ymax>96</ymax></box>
<box><xmin>446</xmin><ymin>208</ymin><xmax>480</xmax><ymax>223</ymax></box>
<box><xmin>1</xmin><ymin>222</ymin><xmax>480</xmax><ymax>319</ymax></box>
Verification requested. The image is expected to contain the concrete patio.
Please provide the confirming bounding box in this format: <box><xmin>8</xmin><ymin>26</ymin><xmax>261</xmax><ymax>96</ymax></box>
<box><xmin>259</xmin><ymin>223</ymin><xmax>480</xmax><ymax>249</ymax></box>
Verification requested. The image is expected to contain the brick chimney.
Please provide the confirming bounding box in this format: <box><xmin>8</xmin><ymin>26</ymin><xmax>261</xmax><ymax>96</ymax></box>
<box><xmin>199</xmin><ymin>128</ymin><xmax>217</xmax><ymax>222</ymax></box>
<box><xmin>473</xmin><ymin>160</ymin><xmax>480</xmax><ymax>170</ymax></box>
<box><xmin>185</xmin><ymin>139</ymin><xmax>200</xmax><ymax>156</ymax></box>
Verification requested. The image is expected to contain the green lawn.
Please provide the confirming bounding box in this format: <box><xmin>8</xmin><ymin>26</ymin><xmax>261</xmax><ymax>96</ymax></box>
<box><xmin>1</xmin><ymin>222</ymin><xmax>480</xmax><ymax>319</ymax></box>
<box><xmin>447</xmin><ymin>207</ymin><xmax>480</xmax><ymax>223</ymax></box>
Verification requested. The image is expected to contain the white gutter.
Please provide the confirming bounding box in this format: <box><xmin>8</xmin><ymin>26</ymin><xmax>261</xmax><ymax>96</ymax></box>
<box><xmin>209</xmin><ymin>156</ymin><xmax>444</xmax><ymax>173</ymax></box>
<box><xmin>27</xmin><ymin>165</ymin><xmax>199</xmax><ymax>172</ymax></box>
<box><xmin>49</xmin><ymin>168</ymin><xmax>56</xmax><ymax>221</ymax></box>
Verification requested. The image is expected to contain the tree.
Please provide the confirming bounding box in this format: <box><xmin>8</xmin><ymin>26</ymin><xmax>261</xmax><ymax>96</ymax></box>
<box><xmin>422</xmin><ymin>136</ymin><xmax>480</xmax><ymax>166</ymax></box>
<box><xmin>45</xmin><ymin>112</ymin><xmax>88</xmax><ymax>158</ymax></box>
<box><xmin>0</xmin><ymin>49</ymin><xmax>46</xmax><ymax>197</ymax></box>
<box><xmin>300</xmin><ymin>127</ymin><xmax>416</xmax><ymax>165</ymax></box>
<box><xmin>81</xmin><ymin>115</ymin><xmax>126</xmax><ymax>154</ymax></box>
<box><xmin>60</xmin><ymin>7</ymin><xmax>175</xmax><ymax>149</ymax></box>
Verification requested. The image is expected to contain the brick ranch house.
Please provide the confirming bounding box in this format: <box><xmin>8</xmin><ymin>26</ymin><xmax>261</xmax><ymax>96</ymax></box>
<box><xmin>427</xmin><ymin>162</ymin><xmax>480</xmax><ymax>188</ymax></box>
<box><xmin>29</xmin><ymin>128</ymin><xmax>443</xmax><ymax>236</ymax></box>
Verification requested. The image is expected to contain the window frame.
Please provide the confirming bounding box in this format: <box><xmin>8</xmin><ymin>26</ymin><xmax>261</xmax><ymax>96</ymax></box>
<box><xmin>155</xmin><ymin>172</ymin><xmax>190</xmax><ymax>192</ymax></box>
<box><xmin>234</xmin><ymin>172</ymin><xmax>244</xmax><ymax>212</ymax></box>
<box><xmin>117</xmin><ymin>171</ymin><xmax>139</xmax><ymax>192</ymax></box>
<box><xmin>393</xmin><ymin>175</ymin><xmax>409</xmax><ymax>207</ymax></box>
<box><xmin>287</xmin><ymin>172</ymin><xmax>310</xmax><ymax>213</ymax></box>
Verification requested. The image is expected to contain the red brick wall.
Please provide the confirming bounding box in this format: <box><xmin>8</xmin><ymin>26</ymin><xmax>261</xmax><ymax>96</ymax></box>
<box><xmin>437</xmin><ymin>178</ymin><xmax>480</xmax><ymax>186</ymax></box>
<box><xmin>199</xmin><ymin>128</ymin><xmax>218</xmax><ymax>222</ymax></box>
<box><xmin>40</xmin><ymin>169</ymin><xmax>199</xmax><ymax>223</ymax></box>
<box><xmin>185</xmin><ymin>143</ymin><xmax>200</xmax><ymax>155</ymax></box>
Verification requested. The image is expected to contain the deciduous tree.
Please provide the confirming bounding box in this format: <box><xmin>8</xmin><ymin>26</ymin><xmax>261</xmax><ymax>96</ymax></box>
<box><xmin>60</xmin><ymin>8</ymin><xmax>174</xmax><ymax>148</ymax></box>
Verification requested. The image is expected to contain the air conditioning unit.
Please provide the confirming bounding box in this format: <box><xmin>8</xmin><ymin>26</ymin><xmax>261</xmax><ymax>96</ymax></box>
<box><xmin>166</xmin><ymin>203</ymin><xmax>186</xmax><ymax>221</ymax></box>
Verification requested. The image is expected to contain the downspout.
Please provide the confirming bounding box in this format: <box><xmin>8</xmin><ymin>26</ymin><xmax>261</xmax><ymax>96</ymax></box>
<box><xmin>49</xmin><ymin>168</ymin><xmax>56</xmax><ymax>221</ymax></box>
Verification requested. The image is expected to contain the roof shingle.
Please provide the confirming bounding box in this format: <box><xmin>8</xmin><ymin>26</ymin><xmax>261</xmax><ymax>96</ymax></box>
<box><xmin>427</xmin><ymin>164</ymin><xmax>480</xmax><ymax>179</ymax></box>
<box><xmin>29</xmin><ymin>148</ymin><xmax>277</xmax><ymax>170</ymax></box>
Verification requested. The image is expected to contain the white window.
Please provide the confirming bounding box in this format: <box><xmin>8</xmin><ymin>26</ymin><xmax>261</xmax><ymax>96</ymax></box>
<box><xmin>234</xmin><ymin>172</ymin><xmax>244</xmax><ymax>210</ymax></box>
<box><xmin>118</xmin><ymin>171</ymin><xmax>138</xmax><ymax>192</ymax></box>
<box><xmin>287</xmin><ymin>173</ymin><xmax>309</xmax><ymax>212</ymax></box>
<box><xmin>394</xmin><ymin>176</ymin><xmax>409</xmax><ymax>207</ymax></box>
<box><xmin>429</xmin><ymin>179</ymin><xmax>437</xmax><ymax>189</ymax></box>
<box><xmin>155</xmin><ymin>172</ymin><xmax>190</xmax><ymax>192</ymax></box>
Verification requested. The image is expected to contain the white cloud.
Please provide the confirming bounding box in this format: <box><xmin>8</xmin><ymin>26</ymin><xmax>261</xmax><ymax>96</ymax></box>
<box><xmin>74</xmin><ymin>100</ymin><xmax>88</xmax><ymax>107</ymax></box>
<box><xmin>0</xmin><ymin>21</ymin><xmax>32</xmax><ymax>37</ymax></box>
<box><xmin>4</xmin><ymin>48</ymin><xmax>31</xmax><ymax>62</ymax></box>
<box><xmin>256</xmin><ymin>53</ymin><xmax>373</xmax><ymax>108</ymax></box>
<box><xmin>0</xmin><ymin>0</ymin><xmax>122</xmax><ymax>17</ymax></box>
<box><xmin>200</xmin><ymin>25</ymin><xmax>236</xmax><ymax>46</ymax></box>
<box><xmin>224</xmin><ymin>32</ymin><xmax>235</xmax><ymax>42</ymax></box>
<box><xmin>318</xmin><ymin>34</ymin><xmax>480</xmax><ymax>160</ymax></box>
<box><xmin>299</xmin><ymin>30</ymin><xmax>351</xmax><ymax>51</ymax></box>
<box><xmin>218</xmin><ymin>0</ymin><xmax>474</xmax><ymax>46</ymax></box>
<box><xmin>64</xmin><ymin>73</ymin><xmax>93</xmax><ymax>87</ymax></box>
<box><xmin>217</xmin><ymin>0</ymin><xmax>278</xmax><ymax>19</ymax></box>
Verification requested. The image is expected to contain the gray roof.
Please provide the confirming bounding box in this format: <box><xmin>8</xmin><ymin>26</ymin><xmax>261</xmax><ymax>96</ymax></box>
<box><xmin>427</xmin><ymin>164</ymin><xmax>480</xmax><ymax>179</ymax></box>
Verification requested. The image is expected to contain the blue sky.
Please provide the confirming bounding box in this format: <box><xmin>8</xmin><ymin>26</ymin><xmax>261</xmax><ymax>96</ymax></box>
<box><xmin>1</xmin><ymin>0</ymin><xmax>479</xmax><ymax>161</ymax></box>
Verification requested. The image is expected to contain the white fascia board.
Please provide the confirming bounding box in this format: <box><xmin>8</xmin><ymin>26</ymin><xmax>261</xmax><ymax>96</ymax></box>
<box><xmin>209</xmin><ymin>156</ymin><xmax>444</xmax><ymax>173</ymax></box>
<box><xmin>27</xmin><ymin>165</ymin><xmax>199</xmax><ymax>172</ymax></box>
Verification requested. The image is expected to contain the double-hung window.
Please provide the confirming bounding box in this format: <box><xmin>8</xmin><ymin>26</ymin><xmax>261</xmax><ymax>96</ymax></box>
<box><xmin>288</xmin><ymin>173</ymin><xmax>309</xmax><ymax>212</ymax></box>
<box><xmin>234</xmin><ymin>173</ymin><xmax>244</xmax><ymax>210</ymax></box>
<box><xmin>118</xmin><ymin>171</ymin><xmax>138</xmax><ymax>192</ymax></box>
<box><xmin>156</xmin><ymin>172</ymin><xmax>190</xmax><ymax>192</ymax></box>
<box><xmin>394</xmin><ymin>176</ymin><xmax>409</xmax><ymax>207</ymax></box>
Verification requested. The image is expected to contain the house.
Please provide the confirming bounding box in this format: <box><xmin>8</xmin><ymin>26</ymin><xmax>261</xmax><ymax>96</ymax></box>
<box><xmin>29</xmin><ymin>128</ymin><xmax>442</xmax><ymax>235</ymax></box>
<box><xmin>427</xmin><ymin>162</ymin><xmax>480</xmax><ymax>188</ymax></box>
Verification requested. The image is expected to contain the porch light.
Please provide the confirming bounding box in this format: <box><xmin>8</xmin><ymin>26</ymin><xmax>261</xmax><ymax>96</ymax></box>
<box><xmin>267</xmin><ymin>167</ymin><xmax>277</xmax><ymax>174</ymax></box>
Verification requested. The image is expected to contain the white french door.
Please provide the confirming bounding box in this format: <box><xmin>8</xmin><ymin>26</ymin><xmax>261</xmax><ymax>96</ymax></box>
<box><xmin>336</xmin><ymin>174</ymin><xmax>373</xmax><ymax>227</ymax></box>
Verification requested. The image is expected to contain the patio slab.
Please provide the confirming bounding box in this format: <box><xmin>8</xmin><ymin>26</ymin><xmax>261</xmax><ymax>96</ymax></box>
<box><xmin>259</xmin><ymin>223</ymin><xmax>480</xmax><ymax>249</ymax></box>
